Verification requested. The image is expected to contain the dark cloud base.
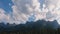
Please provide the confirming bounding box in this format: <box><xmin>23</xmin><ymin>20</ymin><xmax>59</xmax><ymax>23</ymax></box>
<box><xmin>0</xmin><ymin>20</ymin><xmax>60</xmax><ymax>34</ymax></box>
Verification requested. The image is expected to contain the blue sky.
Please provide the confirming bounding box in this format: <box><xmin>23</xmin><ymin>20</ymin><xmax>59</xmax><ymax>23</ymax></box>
<box><xmin>0</xmin><ymin>0</ymin><xmax>60</xmax><ymax>24</ymax></box>
<box><xmin>0</xmin><ymin>0</ymin><xmax>44</xmax><ymax>13</ymax></box>
<box><xmin>0</xmin><ymin>0</ymin><xmax>13</xmax><ymax>13</ymax></box>
<box><xmin>0</xmin><ymin>0</ymin><xmax>46</xmax><ymax>24</ymax></box>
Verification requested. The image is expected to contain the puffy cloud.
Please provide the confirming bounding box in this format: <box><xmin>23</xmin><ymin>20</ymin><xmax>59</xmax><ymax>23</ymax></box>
<box><xmin>0</xmin><ymin>0</ymin><xmax>60</xmax><ymax>24</ymax></box>
<box><xmin>11</xmin><ymin>6</ymin><xmax>29</xmax><ymax>24</ymax></box>
<box><xmin>0</xmin><ymin>0</ymin><xmax>41</xmax><ymax>24</ymax></box>
<box><xmin>12</xmin><ymin>0</ymin><xmax>41</xmax><ymax>23</ymax></box>
<box><xmin>0</xmin><ymin>8</ymin><xmax>10</xmax><ymax>23</ymax></box>
<box><xmin>44</xmin><ymin>0</ymin><xmax>60</xmax><ymax>24</ymax></box>
<box><xmin>11</xmin><ymin>0</ymin><xmax>53</xmax><ymax>23</ymax></box>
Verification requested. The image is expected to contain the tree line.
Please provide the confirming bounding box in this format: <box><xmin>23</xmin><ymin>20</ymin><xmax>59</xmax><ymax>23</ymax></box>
<box><xmin>0</xmin><ymin>20</ymin><xmax>60</xmax><ymax>34</ymax></box>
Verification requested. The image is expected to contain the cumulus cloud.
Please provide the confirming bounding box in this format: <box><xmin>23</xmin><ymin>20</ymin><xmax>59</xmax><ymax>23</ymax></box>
<box><xmin>0</xmin><ymin>8</ymin><xmax>10</xmax><ymax>24</ymax></box>
<box><xmin>12</xmin><ymin>0</ymin><xmax>60</xmax><ymax>24</ymax></box>
<box><xmin>12</xmin><ymin>0</ymin><xmax>41</xmax><ymax>23</ymax></box>
<box><xmin>44</xmin><ymin>0</ymin><xmax>60</xmax><ymax>24</ymax></box>
<box><xmin>0</xmin><ymin>0</ymin><xmax>60</xmax><ymax>24</ymax></box>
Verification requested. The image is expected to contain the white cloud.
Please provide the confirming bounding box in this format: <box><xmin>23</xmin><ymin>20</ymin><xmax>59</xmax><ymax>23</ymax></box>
<box><xmin>12</xmin><ymin>0</ymin><xmax>41</xmax><ymax>24</ymax></box>
<box><xmin>0</xmin><ymin>8</ymin><xmax>10</xmax><ymax>23</ymax></box>
<box><xmin>44</xmin><ymin>0</ymin><xmax>60</xmax><ymax>24</ymax></box>
<box><xmin>0</xmin><ymin>0</ymin><xmax>60</xmax><ymax>24</ymax></box>
<box><xmin>10</xmin><ymin>0</ymin><xmax>60</xmax><ymax>24</ymax></box>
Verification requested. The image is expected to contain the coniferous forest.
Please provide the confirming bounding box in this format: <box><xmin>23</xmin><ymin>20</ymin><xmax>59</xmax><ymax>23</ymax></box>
<box><xmin>0</xmin><ymin>20</ymin><xmax>60</xmax><ymax>34</ymax></box>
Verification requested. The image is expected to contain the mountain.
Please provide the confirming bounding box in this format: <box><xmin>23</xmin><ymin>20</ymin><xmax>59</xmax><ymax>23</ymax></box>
<box><xmin>0</xmin><ymin>20</ymin><xmax>59</xmax><ymax>32</ymax></box>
